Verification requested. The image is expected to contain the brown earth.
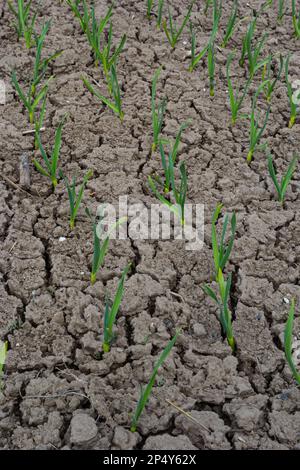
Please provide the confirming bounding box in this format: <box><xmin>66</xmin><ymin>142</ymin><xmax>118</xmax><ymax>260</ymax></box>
<box><xmin>0</xmin><ymin>0</ymin><xmax>300</xmax><ymax>450</ymax></box>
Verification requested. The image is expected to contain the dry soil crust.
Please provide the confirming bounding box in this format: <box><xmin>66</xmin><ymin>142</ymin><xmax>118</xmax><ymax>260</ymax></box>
<box><xmin>0</xmin><ymin>0</ymin><xmax>300</xmax><ymax>450</ymax></box>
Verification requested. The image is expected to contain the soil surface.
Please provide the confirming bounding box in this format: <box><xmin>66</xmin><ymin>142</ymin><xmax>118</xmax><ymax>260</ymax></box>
<box><xmin>0</xmin><ymin>0</ymin><xmax>300</xmax><ymax>450</ymax></box>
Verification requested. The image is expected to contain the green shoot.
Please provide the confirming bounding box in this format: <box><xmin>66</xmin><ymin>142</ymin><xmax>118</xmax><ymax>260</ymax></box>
<box><xmin>94</xmin><ymin>18</ymin><xmax>126</xmax><ymax>88</ymax></box>
<box><xmin>226</xmin><ymin>52</ymin><xmax>252</xmax><ymax>125</ymax></box>
<box><xmin>239</xmin><ymin>17</ymin><xmax>270</xmax><ymax>78</ymax></box>
<box><xmin>277</xmin><ymin>0</ymin><xmax>286</xmax><ymax>23</ymax></box>
<box><xmin>188</xmin><ymin>0</ymin><xmax>220</xmax><ymax>72</ymax></box>
<box><xmin>67</xmin><ymin>1</ymin><xmax>126</xmax><ymax>84</ymax></box>
<box><xmin>87</xmin><ymin>208</ymin><xmax>127</xmax><ymax>285</ymax></box>
<box><xmin>83</xmin><ymin>64</ymin><xmax>124</xmax><ymax>120</ymax></box>
<box><xmin>203</xmin><ymin>269</ymin><xmax>235</xmax><ymax>352</ymax></box>
<box><xmin>8</xmin><ymin>0</ymin><xmax>38</xmax><ymax>48</ymax></box>
<box><xmin>156</xmin><ymin>122</ymin><xmax>188</xmax><ymax>193</ymax></box>
<box><xmin>130</xmin><ymin>331</ymin><xmax>179</xmax><ymax>432</ymax></box>
<box><xmin>204</xmin><ymin>0</ymin><xmax>213</xmax><ymax>15</ymax></box>
<box><xmin>151</xmin><ymin>68</ymin><xmax>166</xmax><ymax>153</ymax></box>
<box><xmin>11</xmin><ymin>22</ymin><xmax>59</xmax><ymax>125</ymax></box>
<box><xmin>246</xmin><ymin>81</ymin><xmax>271</xmax><ymax>164</ymax></box>
<box><xmin>207</xmin><ymin>42</ymin><xmax>215</xmax><ymax>97</ymax></box>
<box><xmin>189</xmin><ymin>22</ymin><xmax>209</xmax><ymax>72</ymax></box>
<box><xmin>292</xmin><ymin>0</ymin><xmax>300</xmax><ymax>38</ymax></box>
<box><xmin>34</xmin><ymin>93</ymin><xmax>47</xmax><ymax>150</ymax></box>
<box><xmin>60</xmin><ymin>169</ymin><xmax>93</xmax><ymax>229</ymax></box>
<box><xmin>103</xmin><ymin>264</ymin><xmax>131</xmax><ymax>352</ymax></box>
<box><xmin>284</xmin><ymin>300</ymin><xmax>300</xmax><ymax>384</ymax></box>
<box><xmin>31</xmin><ymin>22</ymin><xmax>62</xmax><ymax>98</ymax></box>
<box><xmin>11</xmin><ymin>71</ymin><xmax>50</xmax><ymax>125</ymax></box>
<box><xmin>211</xmin><ymin>203</ymin><xmax>236</xmax><ymax>279</ymax></box>
<box><xmin>220</xmin><ymin>0</ymin><xmax>238</xmax><ymax>48</ymax></box>
<box><xmin>267</xmin><ymin>154</ymin><xmax>298</xmax><ymax>203</ymax></box>
<box><xmin>148</xmin><ymin>160</ymin><xmax>188</xmax><ymax>226</ymax></box>
<box><xmin>260</xmin><ymin>0</ymin><xmax>274</xmax><ymax>11</ymax></box>
<box><xmin>146</xmin><ymin>0</ymin><xmax>154</xmax><ymax>19</ymax></box>
<box><xmin>157</xmin><ymin>0</ymin><xmax>165</xmax><ymax>28</ymax></box>
<box><xmin>262</xmin><ymin>55</ymin><xmax>284</xmax><ymax>102</ymax></box>
<box><xmin>162</xmin><ymin>1</ymin><xmax>194</xmax><ymax>48</ymax></box>
<box><xmin>285</xmin><ymin>54</ymin><xmax>299</xmax><ymax>128</ymax></box>
<box><xmin>0</xmin><ymin>341</ymin><xmax>8</xmax><ymax>390</ymax></box>
<box><xmin>66</xmin><ymin>0</ymin><xmax>90</xmax><ymax>33</ymax></box>
<box><xmin>33</xmin><ymin>115</ymin><xmax>66</xmax><ymax>189</ymax></box>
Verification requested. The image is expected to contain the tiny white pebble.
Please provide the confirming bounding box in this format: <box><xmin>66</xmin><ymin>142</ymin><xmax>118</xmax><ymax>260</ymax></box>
<box><xmin>203</xmin><ymin>88</ymin><xmax>206</xmax><ymax>91</ymax></box>
<box><xmin>80</xmin><ymin>272</ymin><xmax>85</xmax><ymax>275</ymax></box>
<box><xmin>183</xmin><ymin>40</ymin><xmax>187</xmax><ymax>45</ymax></box>
<box><xmin>283</xmin><ymin>297</ymin><xmax>290</xmax><ymax>304</ymax></box>
<box><xmin>16</xmin><ymin>343</ymin><xmax>20</xmax><ymax>347</ymax></box>
<box><xmin>59</xmin><ymin>237</ymin><xmax>66</xmax><ymax>242</ymax></box>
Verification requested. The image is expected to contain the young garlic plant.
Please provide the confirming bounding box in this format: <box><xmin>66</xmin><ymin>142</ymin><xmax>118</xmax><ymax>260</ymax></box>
<box><xmin>284</xmin><ymin>299</ymin><xmax>300</xmax><ymax>385</ymax></box>
<box><xmin>103</xmin><ymin>264</ymin><xmax>131</xmax><ymax>353</ymax></box>
<box><xmin>239</xmin><ymin>17</ymin><xmax>270</xmax><ymax>78</ymax></box>
<box><xmin>220</xmin><ymin>0</ymin><xmax>238</xmax><ymax>48</ymax></box>
<box><xmin>292</xmin><ymin>0</ymin><xmax>300</xmax><ymax>38</ymax></box>
<box><xmin>202</xmin><ymin>204</ymin><xmax>236</xmax><ymax>352</ymax></box>
<box><xmin>148</xmin><ymin>158</ymin><xmax>188</xmax><ymax>226</ymax></box>
<box><xmin>130</xmin><ymin>331</ymin><xmax>180</xmax><ymax>432</ymax></box>
<box><xmin>66</xmin><ymin>0</ymin><xmax>90</xmax><ymax>33</ymax></box>
<box><xmin>148</xmin><ymin>122</ymin><xmax>189</xmax><ymax>223</ymax></box>
<box><xmin>33</xmin><ymin>115</ymin><xmax>67</xmax><ymax>189</ymax></box>
<box><xmin>277</xmin><ymin>0</ymin><xmax>286</xmax><ymax>23</ymax></box>
<box><xmin>87</xmin><ymin>208</ymin><xmax>127</xmax><ymax>285</ymax></box>
<box><xmin>285</xmin><ymin>54</ymin><xmax>299</xmax><ymax>128</ymax></box>
<box><xmin>67</xmin><ymin>1</ymin><xmax>126</xmax><ymax>86</ymax></box>
<box><xmin>157</xmin><ymin>0</ymin><xmax>165</xmax><ymax>28</ymax></box>
<box><xmin>188</xmin><ymin>0</ymin><xmax>220</xmax><ymax>72</ymax></box>
<box><xmin>11</xmin><ymin>21</ymin><xmax>60</xmax><ymax>124</ymax></box>
<box><xmin>83</xmin><ymin>64</ymin><xmax>124</xmax><ymax>120</ymax></box>
<box><xmin>211</xmin><ymin>203</ymin><xmax>237</xmax><ymax>280</ymax></box>
<box><xmin>8</xmin><ymin>0</ymin><xmax>38</xmax><ymax>48</ymax></box>
<box><xmin>207</xmin><ymin>42</ymin><xmax>215</xmax><ymax>97</ymax></box>
<box><xmin>246</xmin><ymin>81</ymin><xmax>271</xmax><ymax>164</ymax></box>
<box><xmin>151</xmin><ymin>68</ymin><xmax>166</xmax><ymax>153</ymax></box>
<box><xmin>204</xmin><ymin>0</ymin><xmax>213</xmax><ymax>15</ymax></box>
<box><xmin>262</xmin><ymin>55</ymin><xmax>284</xmax><ymax>103</ymax></box>
<box><xmin>203</xmin><ymin>269</ymin><xmax>235</xmax><ymax>352</ymax></box>
<box><xmin>226</xmin><ymin>52</ymin><xmax>252</xmax><ymax>125</ymax></box>
<box><xmin>267</xmin><ymin>154</ymin><xmax>298</xmax><ymax>203</ymax></box>
<box><xmin>146</xmin><ymin>0</ymin><xmax>154</xmax><ymax>19</ymax></box>
<box><xmin>162</xmin><ymin>1</ymin><xmax>194</xmax><ymax>48</ymax></box>
<box><xmin>60</xmin><ymin>169</ymin><xmax>93</xmax><ymax>229</ymax></box>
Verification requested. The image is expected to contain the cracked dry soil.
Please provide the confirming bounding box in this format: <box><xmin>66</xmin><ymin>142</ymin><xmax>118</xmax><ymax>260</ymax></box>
<box><xmin>0</xmin><ymin>0</ymin><xmax>300</xmax><ymax>450</ymax></box>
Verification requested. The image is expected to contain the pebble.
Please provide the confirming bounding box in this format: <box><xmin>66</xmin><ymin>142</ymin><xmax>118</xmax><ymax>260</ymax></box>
<box><xmin>70</xmin><ymin>414</ymin><xmax>98</xmax><ymax>447</ymax></box>
<box><xmin>193</xmin><ymin>323</ymin><xmax>206</xmax><ymax>337</ymax></box>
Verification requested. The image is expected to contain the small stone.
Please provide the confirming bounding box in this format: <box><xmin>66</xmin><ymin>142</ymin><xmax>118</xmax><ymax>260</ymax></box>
<box><xmin>59</xmin><ymin>237</ymin><xmax>66</xmax><ymax>242</ymax></box>
<box><xmin>70</xmin><ymin>414</ymin><xmax>98</xmax><ymax>448</ymax></box>
<box><xmin>80</xmin><ymin>332</ymin><xmax>100</xmax><ymax>355</ymax></box>
<box><xmin>53</xmin><ymin>311</ymin><xmax>65</xmax><ymax>326</ymax></box>
<box><xmin>193</xmin><ymin>323</ymin><xmax>206</xmax><ymax>337</ymax></box>
<box><xmin>112</xmin><ymin>426</ymin><xmax>141</xmax><ymax>450</ymax></box>
<box><xmin>283</xmin><ymin>298</ymin><xmax>290</xmax><ymax>304</ymax></box>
